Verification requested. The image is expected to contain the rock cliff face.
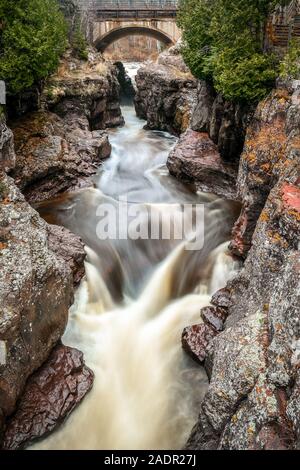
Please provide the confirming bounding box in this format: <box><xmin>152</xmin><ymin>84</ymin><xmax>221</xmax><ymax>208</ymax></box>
<box><xmin>10</xmin><ymin>110</ymin><xmax>111</xmax><ymax>203</ymax></box>
<box><xmin>230</xmin><ymin>83</ymin><xmax>299</xmax><ymax>258</ymax></box>
<box><xmin>44</xmin><ymin>50</ymin><xmax>124</xmax><ymax>130</ymax></box>
<box><xmin>0</xmin><ymin>172</ymin><xmax>74</xmax><ymax>438</ymax></box>
<box><xmin>134</xmin><ymin>44</ymin><xmax>198</xmax><ymax>135</ymax></box>
<box><xmin>47</xmin><ymin>225</ymin><xmax>86</xmax><ymax>286</ymax></box>
<box><xmin>190</xmin><ymin>81</ymin><xmax>253</xmax><ymax>162</ymax></box>
<box><xmin>184</xmin><ymin>81</ymin><xmax>300</xmax><ymax>450</ymax></box>
<box><xmin>0</xmin><ymin>142</ymin><xmax>90</xmax><ymax>447</ymax></box>
<box><xmin>114</xmin><ymin>62</ymin><xmax>136</xmax><ymax>98</ymax></box>
<box><xmin>0</xmin><ymin>50</ymin><xmax>111</xmax><ymax>446</ymax></box>
<box><xmin>136</xmin><ymin>46</ymin><xmax>253</xmax><ymax>200</ymax></box>
<box><xmin>7</xmin><ymin>51</ymin><xmax>125</xmax><ymax>203</ymax></box>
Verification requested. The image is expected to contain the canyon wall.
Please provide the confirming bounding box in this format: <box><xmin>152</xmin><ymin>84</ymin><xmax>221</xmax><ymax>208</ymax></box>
<box><xmin>185</xmin><ymin>81</ymin><xmax>300</xmax><ymax>450</ymax></box>
<box><xmin>0</xmin><ymin>103</ymin><xmax>93</xmax><ymax>446</ymax></box>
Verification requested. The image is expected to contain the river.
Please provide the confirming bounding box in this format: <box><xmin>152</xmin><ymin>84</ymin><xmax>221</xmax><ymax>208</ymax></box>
<box><xmin>32</xmin><ymin>64</ymin><xmax>240</xmax><ymax>450</ymax></box>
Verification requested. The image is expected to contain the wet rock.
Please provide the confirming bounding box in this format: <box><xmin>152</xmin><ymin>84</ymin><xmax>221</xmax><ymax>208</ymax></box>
<box><xmin>183</xmin><ymin>293</ymin><xmax>231</xmax><ymax>378</ymax></box>
<box><xmin>10</xmin><ymin>110</ymin><xmax>111</xmax><ymax>203</ymax></box>
<box><xmin>2</xmin><ymin>344</ymin><xmax>94</xmax><ymax>450</ymax></box>
<box><xmin>0</xmin><ymin>173</ymin><xmax>73</xmax><ymax>435</ymax></box>
<box><xmin>200</xmin><ymin>306</ymin><xmax>227</xmax><ymax>332</ymax></box>
<box><xmin>47</xmin><ymin>224</ymin><xmax>86</xmax><ymax>286</ymax></box>
<box><xmin>182</xmin><ymin>324</ymin><xmax>218</xmax><ymax>365</ymax></box>
<box><xmin>135</xmin><ymin>48</ymin><xmax>197</xmax><ymax>135</ymax></box>
<box><xmin>167</xmin><ymin>129</ymin><xmax>238</xmax><ymax>200</ymax></box>
<box><xmin>211</xmin><ymin>287</ymin><xmax>231</xmax><ymax>309</ymax></box>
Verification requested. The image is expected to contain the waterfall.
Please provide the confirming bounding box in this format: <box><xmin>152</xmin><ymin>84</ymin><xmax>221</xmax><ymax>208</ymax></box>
<box><xmin>31</xmin><ymin>236</ymin><xmax>237</xmax><ymax>450</ymax></box>
<box><xmin>33</xmin><ymin>66</ymin><xmax>240</xmax><ymax>450</ymax></box>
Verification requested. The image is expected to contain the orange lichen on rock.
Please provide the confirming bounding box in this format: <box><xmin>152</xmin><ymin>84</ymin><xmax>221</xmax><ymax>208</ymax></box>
<box><xmin>259</xmin><ymin>210</ymin><xmax>270</xmax><ymax>223</ymax></box>
<box><xmin>274</xmin><ymin>88</ymin><xmax>290</xmax><ymax>101</ymax></box>
<box><xmin>267</xmin><ymin>229</ymin><xmax>289</xmax><ymax>247</ymax></box>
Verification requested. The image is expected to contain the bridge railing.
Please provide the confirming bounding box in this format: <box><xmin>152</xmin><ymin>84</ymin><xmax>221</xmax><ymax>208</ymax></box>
<box><xmin>86</xmin><ymin>0</ymin><xmax>179</xmax><ymax>11</ymax></box>
<box><xmin>94</xmin><ymin>11</ymin><xmax>178</xmax><ymax>19</ymax></box>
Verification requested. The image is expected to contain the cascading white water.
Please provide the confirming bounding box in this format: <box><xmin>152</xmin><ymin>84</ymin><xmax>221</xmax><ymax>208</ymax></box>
<box><xmin>33</xmin><ymin>65</ymin><xmax>240</xmax><ymax>450</ymax></box>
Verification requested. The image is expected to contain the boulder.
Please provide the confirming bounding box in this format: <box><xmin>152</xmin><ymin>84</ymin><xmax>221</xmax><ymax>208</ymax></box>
<box><xmin>200</xmin><ymin>306</ymin><xmax>227</xmax><ymax>333</ymax></box>
<box><xmin>47</xmin><ymin>224</ymin><xmax>86</xmax><ymax>286</ymax></box>
<box><xmin>167</xmin><ymin>129</ymin><xmax>238</xmax><ymax>200</ymax></box>
<box><xmin>2</xmin><ymin>344</ymin><xmax>94</xmax><ymax>450</ymax></box>
<box><xmin>182</xmin><ymin>323</ymin><xmax>218</xmax><ymax>365</ymax></box>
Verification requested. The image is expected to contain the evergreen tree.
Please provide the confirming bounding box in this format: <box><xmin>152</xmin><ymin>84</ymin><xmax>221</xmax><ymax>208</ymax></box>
<box><xmin>72</xmin><ymin>21</ymin><xmax>88</xmax><ymax>61</ymax></box>
<box><xmin>178</xmin><ymin>0</ymin><xmax>290</xmax><ymax>102</ymax></box>
<box><xmin>0</xmin><ymin>0</ymin><xmax>67</xmax><ymax>94</ymax></box>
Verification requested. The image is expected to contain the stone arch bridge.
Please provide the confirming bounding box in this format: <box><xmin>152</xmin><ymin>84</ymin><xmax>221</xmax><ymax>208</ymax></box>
<box><xmin>76</xmin><ymin>0</ymin><xmax>180</xmax><ymax>52</ymax></box>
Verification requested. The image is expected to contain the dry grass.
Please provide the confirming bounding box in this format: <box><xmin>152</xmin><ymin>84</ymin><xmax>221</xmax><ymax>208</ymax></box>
<box><xmin>94</xmin><ymin>62</ymin><xmax>108</xmax><ymax>76</ymax></box>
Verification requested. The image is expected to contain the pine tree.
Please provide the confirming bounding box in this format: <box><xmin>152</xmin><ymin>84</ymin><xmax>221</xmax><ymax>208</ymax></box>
<box><xmin>178</xmin><ymin>0</ymin><xmax>290</xmax><ymax>102</ymax></box>
<box><xmin>0</xmin><ymin>0</ymin><xmax>67</xmax><ymax>94</ymax></box>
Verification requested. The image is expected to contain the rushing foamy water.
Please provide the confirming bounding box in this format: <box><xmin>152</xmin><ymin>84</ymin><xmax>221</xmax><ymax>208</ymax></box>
<box><xmin>33</xmin><ymin>66</ymin><xmax>240</xmax><ymax>450</ymax></box>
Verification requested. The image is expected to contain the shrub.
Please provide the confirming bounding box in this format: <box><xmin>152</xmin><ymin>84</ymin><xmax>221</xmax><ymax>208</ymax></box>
<box><xmin>212</xmin><ymin>46</ymin><xmax>278</xmax><ymax>102</ymax></box>
<box><xmin>178</xmin><ymin>0</ymin><xmax>288</xmax><ymax>103</ymax></box>
<box><xmin>0</xmin><ymin>0</ymin><xmax>67</xmax><ymax>95</ymax></box>
<box><xmin>280</xmin><ymin>38</ymin><xmax>300</xmax><ymax>79</ymax></box>
<box><xmin>72</xmin><ymin>23</ymin><xmax>88</xmax><ymax>61</ymax></box>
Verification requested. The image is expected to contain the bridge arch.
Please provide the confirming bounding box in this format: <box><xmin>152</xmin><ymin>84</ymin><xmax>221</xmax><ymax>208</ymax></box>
<box><xmin>94</xmin><ymin>25</ymin><xmax>174</xmax><ymax>52</ymax></box>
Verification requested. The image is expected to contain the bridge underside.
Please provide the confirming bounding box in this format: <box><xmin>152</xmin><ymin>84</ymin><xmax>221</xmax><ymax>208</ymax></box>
<box><xmin>94</xmin><ymin>25</ymin><xmax>174</xmax><ymax>52</ymax></box>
